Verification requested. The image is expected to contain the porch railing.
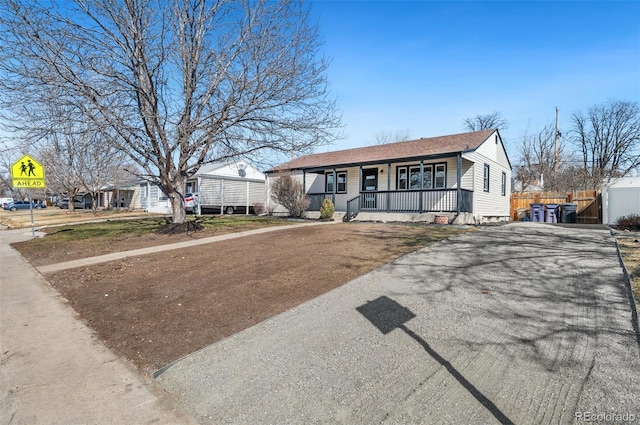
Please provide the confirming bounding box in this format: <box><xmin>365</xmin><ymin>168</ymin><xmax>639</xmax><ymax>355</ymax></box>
<box><xmin>309</xmin><ymin>189</ymin><xmax>473</xmax><ymax>221</ymax></box>
<box><xmin>346</xmin><ymin>195</ymin><xmax>360</xmax><ymax>221</ymax></box>
<box><xmin>307</xmin><ymin>192</ymin><xmax>335</xmax><ymax>211</ymax></box>
<box><xmin>344</xmin><ymin>189</ymin><xmax>473</xmax><ymax>220</ymax></box>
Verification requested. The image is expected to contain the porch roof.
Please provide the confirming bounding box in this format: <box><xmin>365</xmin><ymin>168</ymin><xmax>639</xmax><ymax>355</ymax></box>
<box><xmin>267</xmin><ymin>129</ymin><xmax>496</xmax><ymax>173</ymax></box>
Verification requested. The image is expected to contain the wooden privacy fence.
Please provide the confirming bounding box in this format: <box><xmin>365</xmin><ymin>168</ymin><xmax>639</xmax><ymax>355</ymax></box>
<box><xmin>510</xmin><ymin>190</ymin><xmax>601</xmax><ymax>224</ymax></box>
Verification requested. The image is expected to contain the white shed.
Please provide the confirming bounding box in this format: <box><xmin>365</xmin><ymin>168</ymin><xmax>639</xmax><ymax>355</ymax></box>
<box><xmin>188</xmin><ymin>160</ymin><xmax>266</xmax><ymax>215</ymax></box>
<box><xmin>603</xmin><ymin>176</ymin><xmax>640</xmax><ymax>225</ymax></box>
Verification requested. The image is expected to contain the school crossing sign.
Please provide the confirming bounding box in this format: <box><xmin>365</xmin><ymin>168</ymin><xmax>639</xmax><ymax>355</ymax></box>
<box><xmin>11</xmin><ymin>154</ymin><xmax>46</xmax><ymax>188</ymax></box>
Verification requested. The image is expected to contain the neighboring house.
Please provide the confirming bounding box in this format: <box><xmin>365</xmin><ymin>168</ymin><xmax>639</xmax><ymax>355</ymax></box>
<box><xmin>99</xmin><ymin>161</ymin><xmax>266</xmax><ymax>215</ymax></box>
<box><xmin>603</xmin><ymin>176</ymin><xmax>640</xmax><ymax>225</ymax></box>
<box><xmin>266</xmin><ymin>129</ymin><xmax>512</xmax><ymax>223</ymax></box>
<box><xmin>101</xmin><ymin>180</ymin><xmax>143</xmax><ymax>210</ymax></box>
<box><xmin>186</xmin><ymin>160</ymin><xmax>266</xmax><ymax>215</ymax></box>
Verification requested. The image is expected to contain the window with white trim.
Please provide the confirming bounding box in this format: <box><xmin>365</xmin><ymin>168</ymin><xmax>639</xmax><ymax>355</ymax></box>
<box><xmin>397</xmin><ymin>163</ymin><xmax>446</xmax><ymax>190</ymax></box>
<box><xmin>483</xmin><ymin>164</ymin><xmax>490</xmax><ymax>192</ymax></box>
<box><xmin>325</xmin><ymin>172</ymin><xmax>335</xmax><ymax>193</ymax></box>
<box><xmin>337</xmin><ymin>171</ymin><xmax>347</xmax><ymax>193</ymax></box>
<box><xmin>434</xmin><ymin>164</ymin><xmax>446</xmax><ymax>189</ymax></box>
<box><xmin>397</xmin><ymin>167</ymin><xmax>408</xmax><ymax>190</ymax></box>
<box><xmin>501</xmin><ymin>171</ymin><xmax>506</xmax><ymax>196</ymax></box>
<box><xmin>409</xmin><ymin>167</ymin><xmax>422</xmax><ymax>189</ymax></box>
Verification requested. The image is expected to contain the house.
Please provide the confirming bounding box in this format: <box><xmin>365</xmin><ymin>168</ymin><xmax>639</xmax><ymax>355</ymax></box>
<box><xmin>265</xmin><ymin>129</ymin><xmax>512</xmax><ymax>223</ymax></box>
<box><xmin>101</xmin><ymin>180</ymin><xmax>147</xmax><ymax>210</ymax></box>
<box><xmin>603</xmin><ymin>176</ymin><xmax>640</xmax><ymax>225</ymax></box>
<box><xmin>100</xmin><ymin>160</ymin><xmax>266</xmax><ymax>215</ymax></box>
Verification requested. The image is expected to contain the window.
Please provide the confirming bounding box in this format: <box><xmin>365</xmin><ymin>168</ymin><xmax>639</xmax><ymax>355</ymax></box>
<box><xmin>397</xmin><ymin>163</ymin><xmax>446</xmax><ymax>190</ymax></box>
<box><xmin>397</xmin><ymin>167</ymin><xmax>407</xmax><ymax>190</ymax></box>
<box><xmin>434</xmin><ymin>164</ymin><xmax>446</xmax><ymax>189</ymax></box>
<box><xmin>501</xmin><ymin>171</ymin><xmax>506</xmax><ymax>196</ymax></box>
<box><xmin>337</xmin><ymin>172</ymin><xmax>347</xmax><ymax>193</ymax></box>
<box><xmin>325</xmin><ymin>172</ymin><xmax>335</xmax><ymax>193</ymax></box>
<box><xmin>483</xmin><ymin>164</ymin><xmax>490</xmax><ymax>192</ymax></box>
<box><xmin>409</xmin><ymin>167</ymin><xmax>421</xmax><ymax>189</ymax></box>
<box><xmin>423</xmin><ymin>165</ymin><xmax>433</xmax><ymax>189</ymax></box>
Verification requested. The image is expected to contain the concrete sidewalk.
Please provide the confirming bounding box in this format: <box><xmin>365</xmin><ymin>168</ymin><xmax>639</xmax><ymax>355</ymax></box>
<box><xmin>0</xmin><ymin>228</ymin><xmax>199</xmax><ymax>425</ymax></box>
<box><xmin>36</xmin><ymin>221</ymin><xmax>328</xmax><ymax>274</ymax></box>
<box><xmin>155</xmin><ymin>223</ymin><xmax>640</xmax><ymax>424</ymax></box>
<box><xmin>1</xmin><ymin>220</ymin><xmax>332</xmax><ymax>424</ymax></box>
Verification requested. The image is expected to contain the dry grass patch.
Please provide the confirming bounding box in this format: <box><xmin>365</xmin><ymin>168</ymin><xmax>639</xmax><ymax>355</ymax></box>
<box><xmin>616</xmin><ymin>237</ymin><xmax>640</xmax><ymax>311</ymax></box>
<box><xmin>39</xmin><ymin>222</ymin><xmax>470</xmax><ymax>375</ymax></box>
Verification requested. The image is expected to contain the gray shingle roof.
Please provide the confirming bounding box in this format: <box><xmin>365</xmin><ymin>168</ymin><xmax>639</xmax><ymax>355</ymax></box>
<box><xmin>268</xmin><ymin>129</ymin><xmax>496</xmax><ymax>172</ymax></box>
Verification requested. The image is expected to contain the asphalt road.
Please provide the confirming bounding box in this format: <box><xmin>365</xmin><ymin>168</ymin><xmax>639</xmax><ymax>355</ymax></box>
<box><xmin>156</xmin><ymin>222</ymin><xmax>640</xmax><ymax>425</ymax></box>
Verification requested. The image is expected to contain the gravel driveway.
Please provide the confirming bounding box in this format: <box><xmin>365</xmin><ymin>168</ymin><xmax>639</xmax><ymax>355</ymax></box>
<box><xmin>156</xmin><ymin>223</ymin><xmax>640</xmax><ymax>425</ymax></box>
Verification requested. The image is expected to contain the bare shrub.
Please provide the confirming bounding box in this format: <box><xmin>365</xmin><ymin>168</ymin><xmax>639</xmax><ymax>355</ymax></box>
<box><xmin>253</xmin><ymin>202</ymin><xmax>265</xmax><ymax>215</ymax></box>
<box><xmin>616</xmin><ymin>214</ymin><xmax>640</xmax><ymax>231</ymax></box>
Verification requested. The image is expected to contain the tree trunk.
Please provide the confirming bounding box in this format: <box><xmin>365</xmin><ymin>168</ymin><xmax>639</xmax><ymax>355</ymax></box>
<box><xmin>170</xmin><ymin>194</ymin><xmax>187</xmax><ymax>223</ymax></box>
<box><xmin>167</xmin><ymin>174</ymin><xmax>188</xmax><ymax>224</ymax></box>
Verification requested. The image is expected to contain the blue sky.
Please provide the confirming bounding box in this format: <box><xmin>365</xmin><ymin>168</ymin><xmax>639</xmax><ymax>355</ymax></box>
<box><xmin>310</xmin><ymin>1</ymin><xmax>640</xmax><ymax>163</ymax></box>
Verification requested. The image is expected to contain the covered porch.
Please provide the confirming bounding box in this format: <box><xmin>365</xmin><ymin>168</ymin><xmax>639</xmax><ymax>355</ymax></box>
<box><xmin>303</xmin><ymin>154</ymin><xmax>473</xmax><ymax>221</ymax></box>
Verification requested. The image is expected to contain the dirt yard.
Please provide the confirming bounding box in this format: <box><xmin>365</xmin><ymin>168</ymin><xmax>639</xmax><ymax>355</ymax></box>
<box><xmin>24</xmin><ymin>222</ymin><xmax>469</xmax><ymax>375</ymax></box>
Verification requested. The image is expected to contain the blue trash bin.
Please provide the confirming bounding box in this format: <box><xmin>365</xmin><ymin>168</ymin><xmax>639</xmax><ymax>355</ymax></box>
<box><xmin>545</xmin><ymin>204</ymin><xmax>559</xmax><ymax>223</ymax></box>
<box><xmin>530</xmin><ymin>203</ymin><xmax>544</xmax><ymax>222</ymax></box>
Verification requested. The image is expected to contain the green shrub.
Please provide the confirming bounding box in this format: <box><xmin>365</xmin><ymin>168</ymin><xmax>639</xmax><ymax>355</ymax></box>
<box><xmin>616</xmin><ymin>214</ymin><xmax>640</xmax><ymax>231</ymax></box>
<box><xmin>320</xmin><ymin>198</ymin><xmax>335</xmax><ymax>220</ymax></box>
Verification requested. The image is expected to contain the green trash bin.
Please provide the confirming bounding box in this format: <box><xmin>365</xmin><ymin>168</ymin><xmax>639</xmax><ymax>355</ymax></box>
<box><xmin>560</xmin><ymin>203</ymin><xmax>577</xmax><ymax>223</ymax></box>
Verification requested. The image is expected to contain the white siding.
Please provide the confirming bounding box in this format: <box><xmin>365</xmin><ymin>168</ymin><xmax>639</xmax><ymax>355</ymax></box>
<box><xmin>462</xmin><ymin>151</ymin><xmax>510</xmax><ymax>219</ymax></box>
<box><xmin>461</xmin><ymin>131</ymin><xmax>512</xmax><ymax>219</ymax></box>
<box><xmin>199</xmin><ymin>176</ymin><xmax>265</xmax><ymax>211</ymax></box>
<box><xmin>603</xmin><ymin>178</ymin><xmax>640</xmax><ymax>224</ymax></box>
<box><xmin>460</xmin><ymin>159</ymin><xmax>474</xmax><ymax>190</ymax></box>
<box><xmin>605</xmin><ymin>187</ymin><xmax>640</xmax><ymax>224</ymax></box>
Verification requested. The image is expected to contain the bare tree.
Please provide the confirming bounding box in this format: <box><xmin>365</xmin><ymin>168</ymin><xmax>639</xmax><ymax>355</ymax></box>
<box><xmin>515</xmin><ymin>125</ymin><xmax>585</xmax><ymax>192</ymax></box>
<box><xmin>373</xmin><ymin>129</ymin><xmax>413</xmax><ymax>145</ymax></box>
<box><xmin>463</xmin><ymin>112</ymin><xmax>509</xmax><ymax>132</ymax></box>
<box><xmin>570</xmin><ymin>100</ymin><xmax>640</xmax><ymax>188</ymax></box>
<box><xmin>0</xmin><ymin>0</ymin><xmax>342</xmax><ymax>224</ymax></box>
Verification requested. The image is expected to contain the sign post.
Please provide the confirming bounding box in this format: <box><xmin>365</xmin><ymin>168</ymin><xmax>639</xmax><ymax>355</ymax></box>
<box><xmin>11</xmin><ymin>155</ymin><xmax>46</xmax><ymax>237</ymax></box>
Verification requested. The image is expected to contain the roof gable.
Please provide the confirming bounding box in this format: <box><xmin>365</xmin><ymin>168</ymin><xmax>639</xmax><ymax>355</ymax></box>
<box><xmin>268</xmin><ymin>129</ymin><xmax>496</xmax><ymax>172</ymax></box>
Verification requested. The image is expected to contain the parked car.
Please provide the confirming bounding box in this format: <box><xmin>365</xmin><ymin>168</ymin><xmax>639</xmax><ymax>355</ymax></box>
<box><xmin>3</xmin><ymin>201</ymin><xmax>47</xmax><ymax>211</ymax></box>
<box><xmin>0</xmin><ymin>197</ymin><xmax>14</xmax><ymax>208</ymax></box>
<box><xmin>57</xmin><ymin>198</ymin><xmax>86</xmax><ymax>209</ymax></box>
<box><xmin>184</xmin><ymin>193</ymin><xmax>199</xmax><ymax>213</ymax></box>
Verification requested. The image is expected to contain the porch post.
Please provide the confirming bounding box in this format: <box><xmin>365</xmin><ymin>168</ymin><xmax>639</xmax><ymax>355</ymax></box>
<box><xmin>359</xmin><ymin>165</ymin><xmax>363</xmax><ymax>209</ymax></box>
<box><xmin>303</xmin><ymin>170</ymin><xmax>306</xmax><ymax>193</ymax></box>
<box><xmin>457</xmin><ymin>153</ymin><xmax>462</xmax><ymax>214</ymax></box>
<box><xmin>387</xmin><ymin>162</ymin><xmax>391</xmax><ymax>212</ymax></box>
<box><xmin>419</xmin><ymin>160</ymin><xmax>424</xmax><ymax>212</ymax></box>
<box><xmin>332</xmin><ymin>169</ymin><xmax>336</xmax><ymax>205</ymax></box>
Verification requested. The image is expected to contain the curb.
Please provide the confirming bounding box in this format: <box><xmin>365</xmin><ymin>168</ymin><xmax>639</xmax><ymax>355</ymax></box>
<box><xmin>610</xmin><ymin>228</ymin><xmax>640</xmax><ymax>351</ymax></box>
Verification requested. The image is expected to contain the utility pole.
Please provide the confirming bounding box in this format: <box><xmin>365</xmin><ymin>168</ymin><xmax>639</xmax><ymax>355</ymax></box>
<box><xmin>554</xmin><ymin>107</ymin><xmax>561</xmax><ymax>188</ymax></box>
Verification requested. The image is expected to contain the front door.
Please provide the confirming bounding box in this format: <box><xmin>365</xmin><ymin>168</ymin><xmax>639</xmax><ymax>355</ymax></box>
<box><xmin>361</xmin><ymin>168</ymin><xmax>378</xmax><ymax>209</ymax></box>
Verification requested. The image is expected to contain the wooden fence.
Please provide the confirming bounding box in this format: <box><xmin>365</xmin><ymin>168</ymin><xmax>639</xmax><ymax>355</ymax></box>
<box><xmin>510</xmin><ymin>190</ymin><xmax>601</xmax><ymax>223</ymax></box>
